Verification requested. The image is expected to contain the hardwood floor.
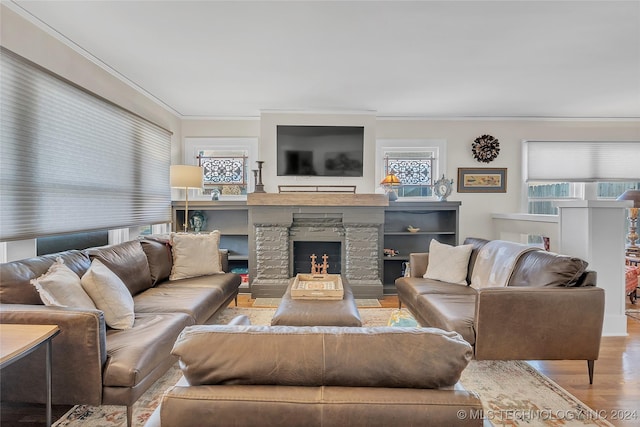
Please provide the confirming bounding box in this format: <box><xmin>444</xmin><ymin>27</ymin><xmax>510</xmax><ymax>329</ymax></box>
<box><xmin>529</xmin><ymin>301</ymin><xmax>640</xmax><ymax>427</ymax></box>
<box><xmin>3</xmin><ymin>295</ymin><xmax>638</xmax><ymax>426</ymax></box>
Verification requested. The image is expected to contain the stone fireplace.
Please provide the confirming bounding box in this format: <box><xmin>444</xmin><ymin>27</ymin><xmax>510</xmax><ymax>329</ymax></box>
<box><xmin>247</xmin><ymin>193</ymin><xmax>386</xmax><ymax>298</ymax></box>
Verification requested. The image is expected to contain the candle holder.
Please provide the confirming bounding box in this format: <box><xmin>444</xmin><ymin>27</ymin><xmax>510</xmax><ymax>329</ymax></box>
<box><xmin>254</xmin><ymin>160</ymin><xmax>265</xmax><ymax>193</ymax></box>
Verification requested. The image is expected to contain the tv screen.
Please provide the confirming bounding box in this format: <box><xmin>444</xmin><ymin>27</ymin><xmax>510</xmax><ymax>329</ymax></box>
<box><xmin>277</xmin><ymin>125</ymin><xmax>364</xmax><ymax>177</ymax></box>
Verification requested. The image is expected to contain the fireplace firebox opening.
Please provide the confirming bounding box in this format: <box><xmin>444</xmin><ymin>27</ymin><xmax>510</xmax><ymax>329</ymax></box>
<box><xmin>292</xmin><ymin>241</ymin><xmax>341</xmax><ymax>276</ymax></box>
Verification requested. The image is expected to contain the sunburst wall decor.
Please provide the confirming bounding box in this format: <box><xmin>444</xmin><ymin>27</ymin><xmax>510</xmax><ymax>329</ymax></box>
<box><xmin>472</xmin><ymin>134</ymin><xmax>500</xmax><ymax>163</ymax></box>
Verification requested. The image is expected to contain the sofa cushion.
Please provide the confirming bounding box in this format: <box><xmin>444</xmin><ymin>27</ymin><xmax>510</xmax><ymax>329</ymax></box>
<box><xmin>140</xmin><ymin>238</ymin><xmax>173</xmax><ymax>285</ymax></box>
<box><xmin>424</xmin><ymin>239</ymin><xmax>473</xmax><ymax>285</ymax></box>
<box><xmin>0</xmin><ymin>250</ymin><xmax>91</xmax><ymax>305</ymax></box>
<box><xmin>172</xmin><ymin>325</ymin><xmax>473</xmax><ymax>389</ymax></box>
<box><xmin>396</xmin><ymin>276</ymin><xmax>471</xmax><ymax>314</ymax></box>
<box><xmin>81</xmin><ymin>259</ymin><xmax>135</xmax><ymax>330</ymax></box>
<box><xmin>156</xmin><ymin>273</ymin><xmax>241</xmax><ymax>306</ymax></box>
<box><xmin>103</xmin><ymin>312</ymin><xmax>193</xmax><ymax>387</ymax></box>
<box><xmin>86</xmin><ymin>241</ymin><xmax>153</xmax><ymax>296</ymax></box>
<box><xmin>134</xmin><ymin>276</ymin><xmax>236</xmax><ymax>324</ymax></box>
<box><xmin>31</xmin><ymin>258</ymin><xmax>96</xmax><ymax>309</ymax></box>
<box><xmin>170</xmin><ymin>232</ymin><xmax>222</xmax><ymax>280</ymax></box>
<box><xmin>509</xmin><ymin>250</ymin><xmax>589</xmax><ymax>287</ymax></box>
<box><xmin>415</xmin><ymin>292</ymin><xmax>477</xmax><ymax>345</ymax></box>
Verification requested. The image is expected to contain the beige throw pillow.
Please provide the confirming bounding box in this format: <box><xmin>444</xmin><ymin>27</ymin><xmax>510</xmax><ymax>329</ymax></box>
<box><xmin>81</xmin><ymin>258</ymin><xmax>135</xmax><ymax>330</ymax></box>
<box><xmin>423</xmin><ymin>239</ymin><xmax>473</xmax><ymax>285</ymax></box>
<box><xmin>170</xmin><ymin>231</ymin><xmax>222</xmax><ymax>281</ymax></box>
<box><xmin>31</xmin><ymin>258</ymin><xmax>97</xmax><ymax>309</ymax></box>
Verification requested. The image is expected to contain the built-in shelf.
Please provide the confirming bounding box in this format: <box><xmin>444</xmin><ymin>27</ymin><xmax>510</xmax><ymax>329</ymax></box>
<box><xmin>172</xmin><ymin>199</ymin><xmax>460</xmax><ymax>297</ymax></box>
<box><xmin>172</xmin><ymin>201</ymin><xmax>250</xmax><ymax>283</ymax></box>
<box><xmin>382</xmin><ymin>201</ymin><xmax>460</xmax><ymax>293</ymax></box>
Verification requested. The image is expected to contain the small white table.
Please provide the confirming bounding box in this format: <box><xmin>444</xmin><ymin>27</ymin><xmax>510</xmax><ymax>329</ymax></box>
<box><xmin>0</xmin><ymin>324</ymin><xmax>60</xmax><ymax>427</ymax></box>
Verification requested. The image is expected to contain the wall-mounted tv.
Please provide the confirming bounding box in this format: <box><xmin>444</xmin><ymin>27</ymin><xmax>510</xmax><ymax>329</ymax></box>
<box><xmin>276</xmin><ymin>125</ymin><xmax>364</xmax><ymax>177</ymax></box>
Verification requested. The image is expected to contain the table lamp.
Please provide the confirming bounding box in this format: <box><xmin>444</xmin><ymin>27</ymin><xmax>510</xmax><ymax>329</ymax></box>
<box><xmin>170</xmin><ymin>165</ymin><xmax>203</xmax><ymax>232</ymax></box>
<box><xmin>380</xmin><ymin>172</ymin><xmax>401</xmax><ymax>201</ymax></box>
<box><xmin>617</xmin><ymin>189</ymin><xmax>640</xmax><ymax>256</ymax></box>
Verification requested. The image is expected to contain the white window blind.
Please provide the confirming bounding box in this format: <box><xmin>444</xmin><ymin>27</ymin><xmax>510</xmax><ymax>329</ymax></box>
<box><xmin>0</xmin><ymin>48</ymin><xmax>172</xmax><ymax>241</ymax></box>
<box><xmin>524</xmin><ymin>141</ymin><xmax>640</xmax><ymax>182</ymax></box>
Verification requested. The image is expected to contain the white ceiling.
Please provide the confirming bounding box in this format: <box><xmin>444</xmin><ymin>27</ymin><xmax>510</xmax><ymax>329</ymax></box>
<box><xmin>8</xmin><ymin>0</ymin><xmax>640</xmax><ymax>119</ymax></box>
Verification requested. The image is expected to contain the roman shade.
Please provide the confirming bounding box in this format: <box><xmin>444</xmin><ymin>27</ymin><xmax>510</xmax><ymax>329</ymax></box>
<box><xmin>524</xmin><ymin>140</ymin><xmax>640</xmax><ymax>182</ymax></box>
<box><xmin>0</xmin><ymin>48</ymin><xmax>172</xmax><ymax>241</ymax></box>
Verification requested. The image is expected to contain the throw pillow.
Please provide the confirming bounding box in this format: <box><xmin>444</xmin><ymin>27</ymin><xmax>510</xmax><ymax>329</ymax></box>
<box><xmin>86</xmin><ymin>240</ymin><xmax>152</xmax><ymax>296</ymax></box>
<box><xmin>81</xmin><ymin>258</ymin><xmax>135</xmax><ymax>330</ymax></box>
<box><xmin>423</xmin><ymin>239</ymin><xmax>473</xmax><ymax>285</ymax></box>
<box><xmin>31</xmin><ymin>258</ymin><xmax>97</xmax><ymax>309</ymax></box>
<box><xmin>169</xmin><ymin>231</ymin><xmax>222</xmax><ymax>280</ymax></box>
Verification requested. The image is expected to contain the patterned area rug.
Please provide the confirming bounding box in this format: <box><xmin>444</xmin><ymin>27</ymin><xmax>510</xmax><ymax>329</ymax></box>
<box><xmin>252</xmin><ymin>297</ymin><xmax>382</xmax><ymax>308</ymax></box>
<box><xmin>54</xmin><ymin>307</ymin><xmax>612</xmax><ymax>427</ymax></box>
<box><xmin>626</xmin><ymin>307</ymin><xmax>640</xmax><ymax>321</ymax></box>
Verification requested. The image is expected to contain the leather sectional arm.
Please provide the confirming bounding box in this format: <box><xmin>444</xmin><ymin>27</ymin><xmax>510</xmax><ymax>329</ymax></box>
<box><xmin>409</xmin><ymin>253</ymin><xmax>429</xmax><ymax>278</ymax></box>
<box><xmin>474</xmin><ymin>286</ymin><xmax>605</xmax><ymax>361</ymax></box>
<box><xmin>0</xmin><ymin>304</ymin><xmax>107</xmax><ymax>405</ymax></box>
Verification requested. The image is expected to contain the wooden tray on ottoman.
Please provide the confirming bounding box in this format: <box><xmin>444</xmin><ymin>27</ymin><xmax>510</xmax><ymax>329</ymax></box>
<box><xmin>291</xmin><ymin>274</ymin><xmax>344</xmax><ymax>300</ymax></box>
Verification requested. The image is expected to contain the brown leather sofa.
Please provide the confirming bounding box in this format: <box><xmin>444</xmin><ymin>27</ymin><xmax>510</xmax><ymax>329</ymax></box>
<box><xmin>145</xmin><ymin>315</ymin><xmax>485</xmax><ymax>427</ymax></box>
<box><xmin>396</xmin><ymin>238</ymin><xmax>605</xmax><ymax>384</ymax></box>
<box><xmin>0</xmin><ymin>237</ymin><xmax>241</xmax><ymax>426</ymax></box>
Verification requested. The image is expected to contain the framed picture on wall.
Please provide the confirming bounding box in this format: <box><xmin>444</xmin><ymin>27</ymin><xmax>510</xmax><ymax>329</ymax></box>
<box><xmin>457</xmin><ymin>168</ymin><xmax>507</xmax><ymax>193</ymax></box>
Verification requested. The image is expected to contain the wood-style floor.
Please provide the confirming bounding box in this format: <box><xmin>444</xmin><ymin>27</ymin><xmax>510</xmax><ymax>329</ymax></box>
<box><xmin>2</xmin><ymin>295</ymin><xmax>639</xmax><ymax>426</ymax></box>
<box><xmin>529</xmin><ymin>300</ymin><xmax>640</xmax><ymax>427</ymax></box>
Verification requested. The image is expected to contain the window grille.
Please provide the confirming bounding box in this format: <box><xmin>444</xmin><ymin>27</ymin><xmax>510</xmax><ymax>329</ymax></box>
<box><xmin>384</xmin><ymin>154</ymin><xmax>434</xmax><ymax>197</ymax></box>
<box><xmin>197</xmin><ymin>154</ymin><xmax>248</xmax><ymax>186</ymax></box>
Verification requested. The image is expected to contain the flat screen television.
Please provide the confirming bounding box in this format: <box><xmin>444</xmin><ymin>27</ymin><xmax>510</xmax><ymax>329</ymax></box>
<box><xmin>276</xmin><ymin>125</ymin><xmax>364</xmax><ymax>177</ymax></box>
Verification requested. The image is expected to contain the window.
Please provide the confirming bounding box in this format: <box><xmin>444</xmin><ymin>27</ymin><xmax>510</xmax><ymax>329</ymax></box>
<box><xmin>384</xmin><ymin>153</ymin><xmax>434</xmax><ymax>197</ymax></box>
<box><xmin>184</xmin><ymin>138</ymin><xmax>259</xmax><ymax>198</ymax></box>
<box><xmin>0</xmin><ymin>48</ymin><xmax>171</xmax><ymax>242</ymax></box>
<box><xmin>197</xmin><ymin>151</ymin><xmax>249</xmax><ymax>196</ymax></box>
<box><xmin>523</xmin><ymin>141</ymin><xmax>640</xmax><ymax>214</ymax></box>
<box><xmin>376</xmin><ymin>139</ymin><xmax>446</xmax><ymax>199</ymax></box>
<box><xmin>527</xmin><ymin>183</ymin><xmax>583</xmax><ymax>214</ymax></box>
<box><xmin>527</xmin><ymin>182</ymin><xmax>639</xmax><ymax>214</ymax></box>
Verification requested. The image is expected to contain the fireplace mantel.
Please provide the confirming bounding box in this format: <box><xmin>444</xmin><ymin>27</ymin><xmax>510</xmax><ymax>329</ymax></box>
<box><xmin>247</xmin><ymin>193</ymin><xmax>388</xmax><ymax>207</ymax></box>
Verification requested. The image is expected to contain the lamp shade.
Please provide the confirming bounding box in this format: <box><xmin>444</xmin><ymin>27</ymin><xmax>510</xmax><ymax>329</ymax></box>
<box><xmin>616</xmin><ymin>190</ymin><xmax>640</xmax><ymax>208</ymax></box>
<box><xmin>380</xmin><ymin>173</ymin><xmax>401</xmax><ymax>186</ymax></box>
<box><xmin>170</xmin><ymin>165</ymin><xmax>203</xmax><ymax>189</ymax></box>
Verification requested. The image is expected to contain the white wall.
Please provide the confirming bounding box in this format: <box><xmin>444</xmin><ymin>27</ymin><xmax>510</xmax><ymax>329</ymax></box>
<box><xmin>260</xmin><ymin>112</ymin><xmax>378</xmax><ymax>193</ymax></box>
<box><xmin>378</xmin><ymin>119</ymin><xmax>639</xmax><ymax>241</ymax></box>
<box><xmin>180</xmin><ymin>117</ymin><xmax>640</xmax><ymax>242</ymax></box>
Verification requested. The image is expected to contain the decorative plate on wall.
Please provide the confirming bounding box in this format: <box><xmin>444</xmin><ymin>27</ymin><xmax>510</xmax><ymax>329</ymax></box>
<box><xmin>472</xmin><ymin>134</ymin><xmax>500</xmax><ymax>163</ymax></box>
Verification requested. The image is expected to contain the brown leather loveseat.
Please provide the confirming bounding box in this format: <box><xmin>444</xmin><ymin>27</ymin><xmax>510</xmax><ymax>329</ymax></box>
<box><xmin>145</xmin><ymin>315</ymin><xmax>485</xmax><ymax>427</ymax></box>
<box><xmin>0</xmin><ymin>236</ymin><xmax>241</xmax><ymax>426</ymax></box>
<box><xmin>395</xmin><ymin>237</ymin><xmax>605</xmax><ymax>383</ymax></box>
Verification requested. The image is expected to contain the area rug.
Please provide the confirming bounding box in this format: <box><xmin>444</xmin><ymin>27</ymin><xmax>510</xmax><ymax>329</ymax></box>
<box><xmin>252</xmin><ymin>297</ymin><xmax>382</xmax><ymax>308</ymax></box>
<box><xmin>626</xmin><ymin>307</ymin><xmax>640</xmax><ymax>321</ymax></box>
<box><xmin>54</xmin><ymin>307</ymin><xmax>611</xmax><ymax>427</ymax></box>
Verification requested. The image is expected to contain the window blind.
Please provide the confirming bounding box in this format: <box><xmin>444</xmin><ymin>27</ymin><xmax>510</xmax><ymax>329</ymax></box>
<box><xmin>525</xmin><ymin>141</ymin><xmax>640</xmax><ymax>182</ymax></box>
<box><xmin>0</xmin><ymin>48</ymin><xmax>172</xmax><ymax>241</ymax></box>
